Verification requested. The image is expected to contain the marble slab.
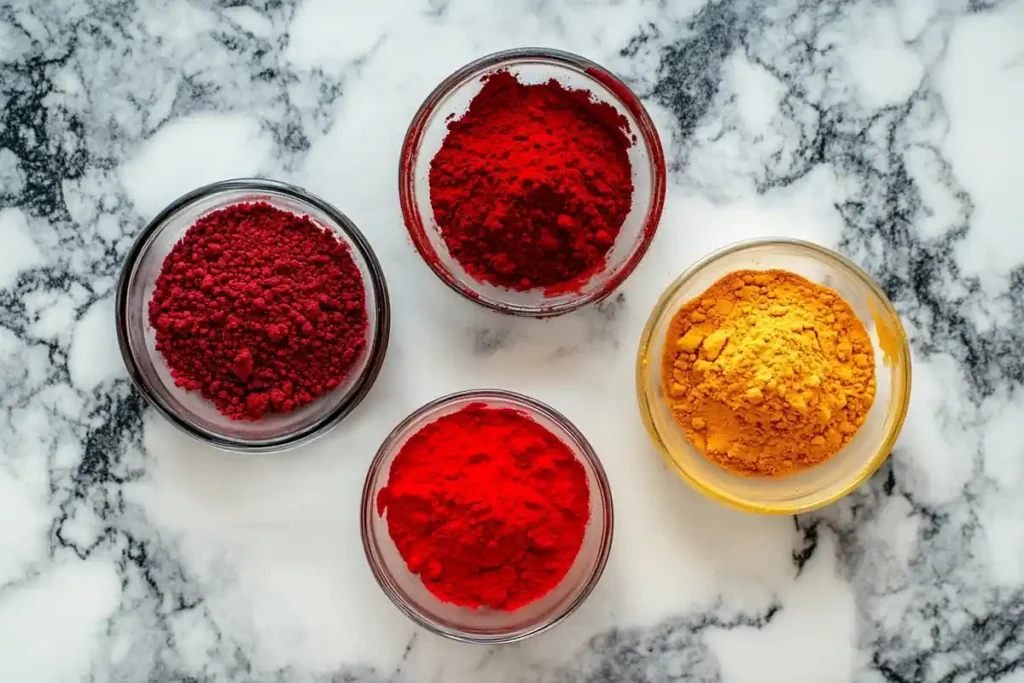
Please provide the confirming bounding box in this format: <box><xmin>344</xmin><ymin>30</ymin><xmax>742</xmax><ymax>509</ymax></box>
<box><xmin>0</xmin><ymin>0</ymin><xmax>1023</xmax><ymax>681</ymax></box>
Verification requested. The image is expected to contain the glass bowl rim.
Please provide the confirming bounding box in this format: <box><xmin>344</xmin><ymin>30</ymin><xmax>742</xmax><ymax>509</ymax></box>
<box><xmin>635</xmin><ymin>237</ymin><xmax>913</xmax><ymax>514</ymax></box>
<box><xmin>114</xmin><ymin>177</ymin><xmax>392</xmax><ymax>453</ymax></box>
<box><xmin>360</xmin><ymin>388</ymin><xmax>615</xmax><ymax>643</ymax></box>
<box><xmin>398</xmin><ymin>47</ymin><xmax>667</xmax><ymax>318</ymax></box>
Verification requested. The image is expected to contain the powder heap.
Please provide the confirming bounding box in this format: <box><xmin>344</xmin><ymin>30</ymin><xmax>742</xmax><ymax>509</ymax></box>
<box><xmin>661</xmin><ymin>270</ymin><xmax>876</xmax><ymax>477</ymax></box>
<box><xmin>149</xmin><ymin>202</ymin><xmax>368</xmax><ymax>420</ymax></box>
<box><xmin>376</xmin><ymin>404</ymin><xmax>590</xmax><ymax>611</ymax></box>
<box><xmin>429</xmin><ymin>70</ymin><xmax>634</xmax><ymax>292</ymax></box>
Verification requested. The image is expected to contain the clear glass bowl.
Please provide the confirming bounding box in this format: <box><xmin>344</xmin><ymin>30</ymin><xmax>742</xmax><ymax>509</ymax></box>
<box><xmin>636</xmin><ymin>238</ymin><xmax>912</xmax><ymax>514</ymax></box>
<box><xmin>361</xmin><ymin>390</ymin><xmax>614</xmax><ymax>643</ymax></box>
<box><xmin>116</xmin><ymin>178</ymin><xmax>391</xmax><ymax>452</ymax></box>
<box><xmin>399</xmin><ymin>48</ymin><xmax>666</xmax><ymax>317</ymax></box>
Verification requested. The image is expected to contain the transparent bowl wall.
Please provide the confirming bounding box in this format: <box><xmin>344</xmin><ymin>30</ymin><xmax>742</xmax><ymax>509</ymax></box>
<box><xmin>637</xmin><ymin>239</ymin><xmax>912</xmax><ymax>514</ymax></box>
<box><xmin>361</xmin><ymin>390</ymin><xmax>614</xmax><ymax>643</ymax></box>
<box><xmin>117</xmin><ymin>179</ymin><xmax>390</xmax><ymax>452</ymax></box>
<box><xmin>400</xmin><ymin>48</ymin><xmax>666</xmax><ymax>317</ymax></box>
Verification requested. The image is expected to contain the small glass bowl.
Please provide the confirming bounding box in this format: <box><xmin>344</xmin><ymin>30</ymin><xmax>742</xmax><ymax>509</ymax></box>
<box><xmin>116</xmin><ymin>178</ymin><xmax>391</xmax><ymax>453</ymax></box>
<box><xmin>399</xmin><ymin>48</ymin><xmax>666</xmax><ymax>317</ymax></box>
<box><xmin>361</xmin><ymin>390</ymin><xmax>614</xmax><ymax>643</ymax></box>
<box><xmin>636</xmin><ymin>238</ymin><xmax>912</xmax><ymax>514</ymax></box>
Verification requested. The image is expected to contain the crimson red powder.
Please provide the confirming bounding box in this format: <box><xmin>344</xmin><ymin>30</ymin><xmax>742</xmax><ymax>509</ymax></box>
<box><xmin>376</xmin><ymin>403</ymin><xmax>590</xmax><ymax>611</ymax></box>
<box><xmin>148</xmin><ymin>202</ymin><xmax>368</xmax><ymax>420</ymax></box>
<box><xmin>428</xmin><ymin>70</ymin><xmax>634</xmax><ymax>292</ymax></box>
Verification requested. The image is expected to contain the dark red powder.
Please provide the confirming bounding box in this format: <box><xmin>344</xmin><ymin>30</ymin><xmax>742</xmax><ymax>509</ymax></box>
<box><xmin>377</xmin><ymin>404</ymin><xmax>590</xmax><ymax>611</ymax></box>
<box><xmin>148</xmin><ymin>202</ymin><xmax>368</xmax><ymax>420</ymax></box>
<box><xmin>428</xmin><ymin>70</ymin><xmax>634</xmax><ymax>292</ymax></box>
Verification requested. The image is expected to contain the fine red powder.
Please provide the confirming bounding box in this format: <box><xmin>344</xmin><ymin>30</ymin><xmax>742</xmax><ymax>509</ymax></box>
<box><xmin>376</xmin><ymin>404</ymin><xmax>590</xmax><ymax>611</ymax></box>
<box><xmin>428</xmin><ymin>70</ymin><xmax>634</xmax><ymax>292</ymax></box>
<box><xmin>148</xmin><ymin>202</ymin><xmax>368</xmax><ymax>420</ymax></box>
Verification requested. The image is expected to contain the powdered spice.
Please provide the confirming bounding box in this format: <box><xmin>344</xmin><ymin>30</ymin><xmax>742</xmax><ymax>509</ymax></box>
<box><xmin>429</xmin><ymin>70</ymin><xmax>634</xmax><ymax>292</ymax></box>
<box><xmin>376</xmin><ymin>403</ymin><xmax>590</xmax><ymax>611</ymax></box>
<box><xmin>149</xmin><ymin>202</ymin><xmax>368</xmax><ymax>420</ymax></box>
<box><xmin>661</xmin><ymin>270</ymin><xmax>876</xmax><ymax>476</ymax></box>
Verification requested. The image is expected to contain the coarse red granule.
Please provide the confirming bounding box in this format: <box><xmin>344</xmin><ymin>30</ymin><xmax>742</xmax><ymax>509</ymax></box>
<box><xmin>148</xmin><ymin>202</ymin><xmax>368</xmax><ymax>420</ymax></box>
<box><xmin>428</xmin><ymin>70</ymin><xmax>634</xmax><ymax>292</ymax></box>
<box><xmin>376</xmin><ymin>404</ymin><xmax>590</xmax><ymax>611</ymax></box>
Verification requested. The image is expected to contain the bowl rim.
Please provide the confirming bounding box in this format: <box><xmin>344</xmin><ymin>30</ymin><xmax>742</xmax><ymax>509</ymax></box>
<box><xmin>115</xmin><ymin>177</ymin><xmax>392</xmax><ymax>453</ymax></box>
<box><xmin>398</xmin><ymin>47</ymin><xmax>667</xmax><ymax>318</ymax></box>
<box><xmin>360</xmin><ymin>388</ymin><xmax>615</xmax><ymax>643</ymax></box>
<box><xmin>635</xmin><ymin>237</ymin><xmax>913</xmax><ymax>515</ymax></box>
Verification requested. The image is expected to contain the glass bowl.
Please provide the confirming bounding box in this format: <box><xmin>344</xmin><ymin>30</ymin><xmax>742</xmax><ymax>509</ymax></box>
<box><xmin>399</xmin><ymin>48</ymin><xmax>666</xmax><ymax>317</ymax></box>
<box><xmin>116</xmin><ymin>178</ymin><xmax>391</xmax><ymax>453</ymax></box>
<box><xmin>636</xmin><ymin>238</ymin><xmax>912</xmax><ymax>514</ymax></box>
<box><xmin>361</xmin><ymin>390</ymin><xmax>614</xmax><ymax>643</ymax></box>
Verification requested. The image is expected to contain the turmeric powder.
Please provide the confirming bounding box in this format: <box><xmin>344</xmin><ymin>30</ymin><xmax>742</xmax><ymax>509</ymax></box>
<box><xmin>661</xmin><ymin>269</ymin><xmax>876</xmax><ymax>477</ymax></box>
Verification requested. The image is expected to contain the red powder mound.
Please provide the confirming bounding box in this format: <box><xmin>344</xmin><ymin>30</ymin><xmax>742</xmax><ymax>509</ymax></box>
<box><xmin>148</xmin><ymin>202</ymin><xmax>368</xmax><ymax>420</ymax></box>
<box><xmin>429</xmin><ymin>70</ymin><xmax>634</xmax><ymax>292</ymax></box>
<box><xmin>376</xmin><ymin>404</ymin><xmax>590</xmax><ymax>611</ymax></box>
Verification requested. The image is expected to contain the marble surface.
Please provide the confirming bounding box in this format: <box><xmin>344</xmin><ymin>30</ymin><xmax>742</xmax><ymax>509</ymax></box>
<box><xmin>1</xmin><ymin>0</ymin><xmax>1023</xmax><ymax>680</ymax></box>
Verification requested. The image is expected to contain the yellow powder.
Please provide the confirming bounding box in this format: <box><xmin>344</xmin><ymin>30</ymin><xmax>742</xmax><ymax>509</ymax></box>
<box><xmin>661</xmin><ymin>269</ymin><xmax>876</xmax><ymax>477</ymax></box>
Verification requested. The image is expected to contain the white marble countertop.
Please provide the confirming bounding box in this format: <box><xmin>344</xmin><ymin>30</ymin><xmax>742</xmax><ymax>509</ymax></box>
<box><xmin>2</xmin><ymin>0</ymin><xmax>1023</xmax><ymax>681</ymax></box>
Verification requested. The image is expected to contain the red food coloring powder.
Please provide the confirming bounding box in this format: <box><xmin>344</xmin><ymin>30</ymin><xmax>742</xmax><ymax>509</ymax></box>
<box><xmin>428</xmin><ymin>70</ymin><xmax>634</xmax><ymax>293</ymax></box>
<box><xmin>148</xmin><ymin>202</ymin><xmax>368</xmax><ymax>420</ymax></box>
<box><xmin>376</xmin><ymin>403</ymin><xmax>590</xmax><ymax>611</ymax></box>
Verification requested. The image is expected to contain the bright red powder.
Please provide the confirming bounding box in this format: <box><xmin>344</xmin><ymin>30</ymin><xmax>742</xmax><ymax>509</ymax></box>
<box><xmin>428</xmin><ymin>70</ymin><xmax>634</xmax><ymax>292</ymax></box>
<box><xmin>376</xmin><ymin>403</ymin><xmax>590</xmax><ymax>611</ymax></box>
<box><xmin>148</xmin><ymin>202</ymin><xmax>368</xmax><ymax>420</ymax></box>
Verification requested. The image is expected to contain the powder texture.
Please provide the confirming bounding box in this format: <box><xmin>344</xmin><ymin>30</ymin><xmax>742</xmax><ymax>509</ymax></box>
<box><xmin>376</xmin><ymin>404</ymin><xmax>590</xmax><ymax>611</ymax></box>
<box><xmin>428</xmin><ymin>70</ymin><xmax>634</xmax><ymax>292</ymax></box>
<box><xmin>661</xmin><ymin>269</ymin><xmax>876</xmax><ymax>477</ymax></box>
<box><xmin>149</xmin><ymin>202</ymin><xmax>368</xmax><ymax>420</ymax></box>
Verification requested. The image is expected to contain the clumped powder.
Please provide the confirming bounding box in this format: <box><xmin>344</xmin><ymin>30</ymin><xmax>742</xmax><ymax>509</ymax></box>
<box><xmin>661</xmin><ymin>269</ymin><xmax>876</xmax><ymax>477</ymax></box>
<box><xmin>428</xmin><ymin>70</ymin><xmax>634</xmax><ymax>292</ymax></box>
<box><xmin>149</xmin><ymin>202</ymin><xmax>368</xmax><ymax>420</ymax></box>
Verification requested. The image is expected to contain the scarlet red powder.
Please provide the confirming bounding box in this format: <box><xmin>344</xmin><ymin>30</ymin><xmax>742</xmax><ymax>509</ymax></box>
<box><xmin>376</xmin><ymin>403</ymin><xmax>590</xmax><ymax>611</ymax></box>
<box><xmin>428</xmin><ymin>70</ymin><xmax>634</xmax><ymax>292</ymax></box>
<box><xmin>148</xmin><ymin>202</ymin><xmax>368</xmax><ymax>420</ymax></box>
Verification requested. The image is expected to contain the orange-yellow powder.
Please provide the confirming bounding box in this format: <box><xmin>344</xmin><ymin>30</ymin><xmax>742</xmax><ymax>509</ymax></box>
<box><xmin>661</xmin><ymin>269</ymin><xmax>876</xmax><ymax>477</ymax></box>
